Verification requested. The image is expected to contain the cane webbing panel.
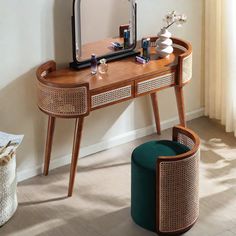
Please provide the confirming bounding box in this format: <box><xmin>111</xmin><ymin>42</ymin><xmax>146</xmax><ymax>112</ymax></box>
<box><xmin>37</xmin><ymin>82</ymin><xmax>88</xmax><ymax>117</ymax></box>
<box><xmin>182</xmin><ymin>53</ymin><xmax>192</xmax><ymax>83</ymax></box>
<box><xmin>177</xmin><ymin>132</ymin><xmax>195</xmax><ymax>150</ymax></box>
<box><xmin>137</xmin><ymin>73</ymin><xmax>175</xmax><ymax>95</ymax></box>
<box><xmin>159</xmin><ymin>152</ymin><xmax>199</xmax><ymax>233</ymax></box>
<box><xmin>91</xmin><ymin>85</ymin><xmax>132</xmax><ymax>108</ymax></box>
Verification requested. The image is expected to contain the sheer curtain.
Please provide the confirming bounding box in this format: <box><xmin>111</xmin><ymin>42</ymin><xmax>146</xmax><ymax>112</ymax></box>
<box><xmin>205</xmin><ymin>0</ymin><xmax>236</xmax><ymax>135</ymax></box>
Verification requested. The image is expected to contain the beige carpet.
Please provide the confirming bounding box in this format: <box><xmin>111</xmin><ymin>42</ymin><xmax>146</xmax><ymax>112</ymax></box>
<box><xmin>1</xmin><ymin>117</ymin><xmax>236</xmax><ymax>236</ymax></box>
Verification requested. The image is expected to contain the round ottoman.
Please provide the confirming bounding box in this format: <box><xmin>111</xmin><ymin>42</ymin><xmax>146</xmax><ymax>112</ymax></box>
<box><xmin>131</xmin><ymin>126</ymin><xmax>200</xmax><ymax>235</ymax></box>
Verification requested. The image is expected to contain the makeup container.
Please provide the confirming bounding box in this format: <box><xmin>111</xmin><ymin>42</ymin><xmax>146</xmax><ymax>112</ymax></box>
<box><xmin>123</xmin><ymin>29</ymin><xmax>130</xmax><ymax>49</ymax></box>
<box><xmin>136</xmin><ymin>56</ymin><xmax>149</xmax><ymax>64</ymax></box>
<box><xmin>98</xmin><ymin>59</ymin><xmax>108</xmax><ymax>74</ymax></box>
<box><xmin>111</xmin><ymin>42</ymin><xmax>123</xmax><ymax>50</ymax></box>
<box><xmin>142</xmin><ymin>38</ymin><xmax>150</xmax><ymax>60</ymax></box>
<box><xmin>91</xmin><ymin>54</ymin><xmax>98</xmax><ymax>75</ymax></box>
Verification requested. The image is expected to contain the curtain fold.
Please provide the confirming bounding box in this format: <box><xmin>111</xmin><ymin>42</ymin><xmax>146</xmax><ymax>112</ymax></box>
<box><xmin>205</xmin><ymin>0</ymin><xmax>236</xmax><ymax>135</ymax></box>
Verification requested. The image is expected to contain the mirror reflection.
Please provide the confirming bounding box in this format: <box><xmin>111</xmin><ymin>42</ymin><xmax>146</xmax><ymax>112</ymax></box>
<box><xmin>74</xmin><ymin>0</ymin><xmax>136</xmax><ymax>62</ymax></box>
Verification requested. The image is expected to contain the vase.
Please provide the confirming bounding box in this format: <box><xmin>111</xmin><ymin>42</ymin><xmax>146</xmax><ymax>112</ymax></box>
<box><xmin>156</xmin><ymin>28</ymin><xmax>173</xmax><ymax>58</ymax></box>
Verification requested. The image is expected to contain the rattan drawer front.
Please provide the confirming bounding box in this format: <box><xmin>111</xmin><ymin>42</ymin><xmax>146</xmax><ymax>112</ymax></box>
<box><xmin>91</xmin><ymin>85</ymin><xmax>132</xmax><ymax>109</ymax></box>
<box><xmin>38</xmin><ymin>82</ymin><xmax>88</xmax><ymax>117</ymax></box>
<box><xmin>136</xmin><ymin>73</ymin><xmax>175</xmax><ymax>95</ymax></box>
<box><xmin>159</xmin><ymin>153</ymin><xmax>199</xmax><ymax>233</ymax></box>
<box><xmin>183</xmin><ymin>53</ymin><xmax>192</xmax><ymax>83</ymax></box>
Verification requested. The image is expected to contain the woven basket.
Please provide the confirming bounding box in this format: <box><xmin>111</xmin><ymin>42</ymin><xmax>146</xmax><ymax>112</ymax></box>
<box><xmin>0</xmin><ymin>153</ymin><xmax>17</xmax><ymax>227</ymax></box>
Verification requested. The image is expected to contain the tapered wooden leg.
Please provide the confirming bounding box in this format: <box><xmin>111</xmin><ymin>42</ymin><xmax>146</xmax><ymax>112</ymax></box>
<box><xmin>68</xmin><ymin>117</ymin><xmax>84</xmax><ymax>197</ymax></box>
<box><xmin>175</xmin><ymin>86</ymin><xmax>186</xmax><ymax>127</ymax></box>
<box><xmin>150</xmin><ymin>92</ymin><xmax>161</xmax><ymax>135</ymax></box>
<box><xmin>43</xmin><ymin>116</ymin><xmax>56</xmax><ymax>176</ymax></box>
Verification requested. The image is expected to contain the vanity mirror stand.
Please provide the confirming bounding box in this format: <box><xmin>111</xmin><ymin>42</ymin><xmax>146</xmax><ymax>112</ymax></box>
<box><xmin>70</xmin><ymin>0</ymin><xmax>140</xmax><ymax>69</ymax></box>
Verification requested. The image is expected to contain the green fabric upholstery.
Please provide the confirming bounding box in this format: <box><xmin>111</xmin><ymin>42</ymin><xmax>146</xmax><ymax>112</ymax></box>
<box><xmin>131</xmin><ymin>140</ymin><xmax>190</xmax><ymax>232</ymax></box>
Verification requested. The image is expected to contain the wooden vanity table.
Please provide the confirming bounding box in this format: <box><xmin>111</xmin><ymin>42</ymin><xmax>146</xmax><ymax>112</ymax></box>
<box><xmin>36</xmin><ymin>37</ymin><xmax>192</xmax><ymax>197</ymax></box>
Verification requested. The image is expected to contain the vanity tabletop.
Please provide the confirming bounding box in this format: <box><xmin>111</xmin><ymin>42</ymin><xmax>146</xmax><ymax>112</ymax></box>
<box><xmin>43</xmin><ymin>47</ymin><xmax>183</xmax><ymax>92</ymax></box>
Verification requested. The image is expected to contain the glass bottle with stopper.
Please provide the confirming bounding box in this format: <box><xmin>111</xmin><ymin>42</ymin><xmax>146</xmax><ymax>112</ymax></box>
<box><xmin>98</xmin><ymin>59</ymin><xmax>108</xmax><ymax>74</ymax></box>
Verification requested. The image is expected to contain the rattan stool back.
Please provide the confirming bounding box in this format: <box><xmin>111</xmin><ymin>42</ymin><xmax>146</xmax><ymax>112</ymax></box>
<box><xmin>156</xmin><ymin>125</ymin><xmax>200</xmax><ymax>235</ymax></box>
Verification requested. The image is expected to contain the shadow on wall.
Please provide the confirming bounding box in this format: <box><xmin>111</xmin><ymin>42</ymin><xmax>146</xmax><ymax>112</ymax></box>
<box><xmin>0</xmin><ymin>71</ymin><xmax>75</xmax><ymax>175</ymax></box>
<box><xmin>0</xmin><ymin>0</ymin><xmax>154</xmax><ymax>177</ymax></box>
<box><xmin>0</xmin><ymin>1</ymin><xmax>74</xmax><ymax>173</ymax></box>
<box><xmin>53</xmin><ymin>0</ymin><xmax>73</xmax><ymax>67</ymax></box>
<box><xmin>0</xmin><ymin>1</ymin><xmax>74</xmax><ymax>172</ymax></box>
<box><xmin>0</xmin><ymin>69</ymin><xmax>46</xmax><ymax>170</ymax></box>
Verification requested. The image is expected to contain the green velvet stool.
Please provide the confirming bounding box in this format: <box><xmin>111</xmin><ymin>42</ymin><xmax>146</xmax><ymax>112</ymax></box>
<box><xmin>131</xmin><ymin>126</ymin><xmax>200</xmax><ymax>235</ymax></box>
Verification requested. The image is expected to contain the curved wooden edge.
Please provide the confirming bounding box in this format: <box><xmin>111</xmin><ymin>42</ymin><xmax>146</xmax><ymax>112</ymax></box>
<box><xmin>141</xmin><ymin>36</ymin><xmax>192</xmax><ymax>57</ymax></box>
<box><xmin>36</xmin><ymin>60</ymin><xmax>56</xmax><ymax>81</ymax></box>
<box><xmin>36</xmin><ymin>60</ymin><xmax>90</xmax><ymax>89</ymax></box>
<box><xmin>158</xmin><ymin>125</ymin><xmax>200</xmax><ymax>161</ymax></box>
<box><xmin>172</xmin><ymin>37</ymin><xmax>192</xmax><ymax>58</ymax></box>
<box><xmin>155</xmin><ymin>125</ymin><xmax>199</xmax><ymax>234</ymax></box>
<box><xmin>172</xmin><ymin>38</ymin><xmax>192</xmax><ymax>87</ymax></box>
<box><xmin>156</xmin><ymin>219</ymin><xmax>198</xmax><ymax>235</ymax></box>
<box><xmin>38</xmin><ymin>107</ymin><xmax>89</xmax><ymax>119</ymax></box>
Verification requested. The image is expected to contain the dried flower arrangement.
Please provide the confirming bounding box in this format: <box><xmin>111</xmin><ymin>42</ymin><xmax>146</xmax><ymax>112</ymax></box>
<box><xmin>156</xmin><ymin>11</ymin><xmax>187</xmax><ymax>58</ymax></box>
<box><xmin>163</xmin><ymin>11</ymin><xmax>187</xmax><ymax>30</ymax></box>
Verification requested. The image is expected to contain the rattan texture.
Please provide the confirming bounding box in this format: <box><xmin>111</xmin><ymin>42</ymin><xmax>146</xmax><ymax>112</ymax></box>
<box><xmin>0</xmin><ymin>154</ymin><xmax>18</xmax><ymax>226</ymax></box>
<box><xmin>137</xmin><ymin>73</ymin><xmax>175</xmax><ymax>95</ymax></box>
<box><xmin>37</xmin><ymin>82</ymin><xmax>88</xmax><ymax>117</ymax></box>
<box><xmin>159</xmin><ymin>151</ymin><xmax>200</xmax><ymax>233</ymax></box>
<box><xmin>91</xmin><ymin>85</ymin><xmax>132</xmax><ymax>108</ymax></box>
<box><xmin>182</xmin><ymin>53</ymin><xmax>192</xmax><ymax>83</ymax></box>
<box><xmin>177</xmin><ymin>132</ymin><xmax>195</xmax><ymax>150</ymax></box>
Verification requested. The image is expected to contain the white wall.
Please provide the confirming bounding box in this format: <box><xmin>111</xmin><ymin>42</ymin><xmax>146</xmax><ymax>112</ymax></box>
<box><xmin>0</xmin><ymin>0</ymin><xmax>204</xmax><ymax>180</ymax></box>
<box><xmin>137</xmin><ymin>0</ymin><xmax>204</xmax><ymax>119</ymax></box>
<box><xmin>81</xmin><ymin>0</ymin><xmax>130</xmax><ymax>43</ymax></box>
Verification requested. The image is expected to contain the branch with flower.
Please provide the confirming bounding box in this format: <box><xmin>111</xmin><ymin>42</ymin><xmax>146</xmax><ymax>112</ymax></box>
<box><xmin>163</xmin><ymin>11</ymin><xmax>187</xmax><ymax>30</ymax></box>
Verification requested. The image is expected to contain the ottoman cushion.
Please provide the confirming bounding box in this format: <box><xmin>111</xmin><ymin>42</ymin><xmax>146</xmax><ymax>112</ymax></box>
<box><xmin>131</xmin><ymin>140</ymin><xmax>190</xmax><ymax>232</ymax></box>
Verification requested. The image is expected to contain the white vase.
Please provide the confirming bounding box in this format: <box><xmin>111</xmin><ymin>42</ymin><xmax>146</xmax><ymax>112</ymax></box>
<box><xmin>156</xmin><ymin>28</ymin><xmax>173</xmax><ymax>58</ymax></box>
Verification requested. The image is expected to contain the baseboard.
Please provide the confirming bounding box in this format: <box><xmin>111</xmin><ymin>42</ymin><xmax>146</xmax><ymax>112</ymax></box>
<box><xmin>17</xmin><ymin>107</ymin><xmax>205</xmax><ymax>182</ymax></box>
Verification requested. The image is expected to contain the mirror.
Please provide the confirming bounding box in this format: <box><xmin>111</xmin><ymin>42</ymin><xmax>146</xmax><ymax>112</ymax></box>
<box><xmin>70</xmin><ymin>0</ymin><xmax>139</xmax><ymax>69</ymax></box>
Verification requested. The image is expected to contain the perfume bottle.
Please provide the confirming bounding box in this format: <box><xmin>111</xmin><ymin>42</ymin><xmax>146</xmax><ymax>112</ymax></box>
<box><xmin>123</xmin><ymin>29</ymin><xmax>130</xmax><ymax>49</ymax></box>
<box><xmin>142</xmin><ymin>38</ymin><xmax>150</xmax><ymax>60</ymax></box>
<box><xmin>98</xmin><ymin>59</ymin><xmax>108</xmax><ymax>74</ymax></box>
<box><xmin>91</xmin><ymin>54</ymin><xmax>98</xmax><ymax>75</ymax></box>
